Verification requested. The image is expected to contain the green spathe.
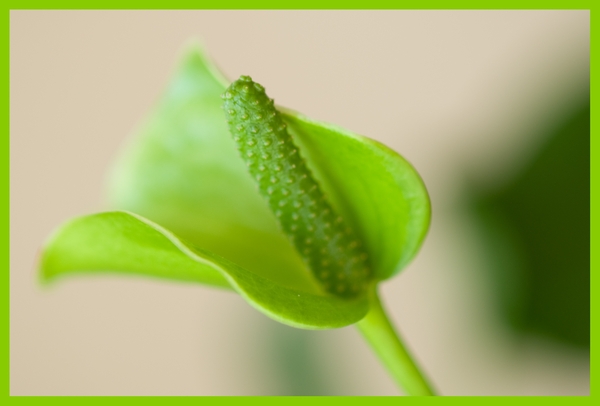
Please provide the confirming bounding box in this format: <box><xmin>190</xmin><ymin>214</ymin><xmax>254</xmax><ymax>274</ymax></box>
<box><xmin>38</xmin><ymin>42</ymin><xmax>433</xmax><ymax>394</ymax></box>
<box><xmin>40</xmin><ymin>211</ymin><xmax>368</xmax><ymax>329</ymax></box>
<box><xmin>41</xmin><ymin>43</ymin><xmax>429</xmax><ymax>326</ymax></box>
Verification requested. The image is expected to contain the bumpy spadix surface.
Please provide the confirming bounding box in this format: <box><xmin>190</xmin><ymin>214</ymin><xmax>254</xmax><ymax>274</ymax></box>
<box><xmin>222</xmin><ymin>76</ymin><xmax>371</xmax><ymax>298</ymax></box>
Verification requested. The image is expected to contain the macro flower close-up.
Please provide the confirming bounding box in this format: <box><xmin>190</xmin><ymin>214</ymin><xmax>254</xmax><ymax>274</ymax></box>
<box><xmin>11</xmin><ymin>10</ymin><xmax>589</xmax><ymax>396</ymax></box>
<box><xmin>38</xmin><ymin>42</ymin><xmax>434</xmax><ymax>395</ymax></box>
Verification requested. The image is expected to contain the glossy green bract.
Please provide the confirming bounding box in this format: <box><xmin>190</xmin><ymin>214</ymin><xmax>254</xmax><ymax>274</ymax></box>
<box><xmin>39</xmin><ymin>43</ymin><xmax>430</xmax><ymax>329</ymax></box>
<box><xmin>40</xmin><ymin>211</ymin><xmax>367</xmax><ymax>329</ymax></box>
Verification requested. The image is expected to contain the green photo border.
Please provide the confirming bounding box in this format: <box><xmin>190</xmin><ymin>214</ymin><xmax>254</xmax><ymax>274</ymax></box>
<box><xmin>3</xmin><ymin>2</ymin><xmax>593</xmax><ymax>402</ymax></box>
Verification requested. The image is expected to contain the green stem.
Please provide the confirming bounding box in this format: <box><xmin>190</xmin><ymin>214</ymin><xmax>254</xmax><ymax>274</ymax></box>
<box><xmin>356</xmin><ymin>287</ymin><xmax>436</xmax><ymax>396</ymax></box>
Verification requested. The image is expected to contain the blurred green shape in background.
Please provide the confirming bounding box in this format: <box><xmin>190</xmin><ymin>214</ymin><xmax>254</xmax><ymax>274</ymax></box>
<box><xmin>470</xmin><ymin>98</ymin><xmax>589</xmax><ymax>349</ymax></box>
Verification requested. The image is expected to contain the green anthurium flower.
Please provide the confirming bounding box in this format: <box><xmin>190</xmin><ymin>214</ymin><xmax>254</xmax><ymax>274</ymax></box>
<box><xmin>38</xmin><ymin>43</ymin><xmax>434</xmax><ymax>395</ymax></box>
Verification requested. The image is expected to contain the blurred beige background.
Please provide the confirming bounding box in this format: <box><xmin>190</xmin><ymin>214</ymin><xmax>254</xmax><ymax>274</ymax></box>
<box><xmin>10</xmin><ymin>10</ymin><xmax>589</xmax><ymax>395</ymax></box>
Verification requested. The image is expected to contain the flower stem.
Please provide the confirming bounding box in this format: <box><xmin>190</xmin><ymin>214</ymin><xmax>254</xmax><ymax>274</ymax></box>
<box><xmin>356</xmin><ymin>287</ymin><xmax>436</xmax><ymax>396</ymax></box>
